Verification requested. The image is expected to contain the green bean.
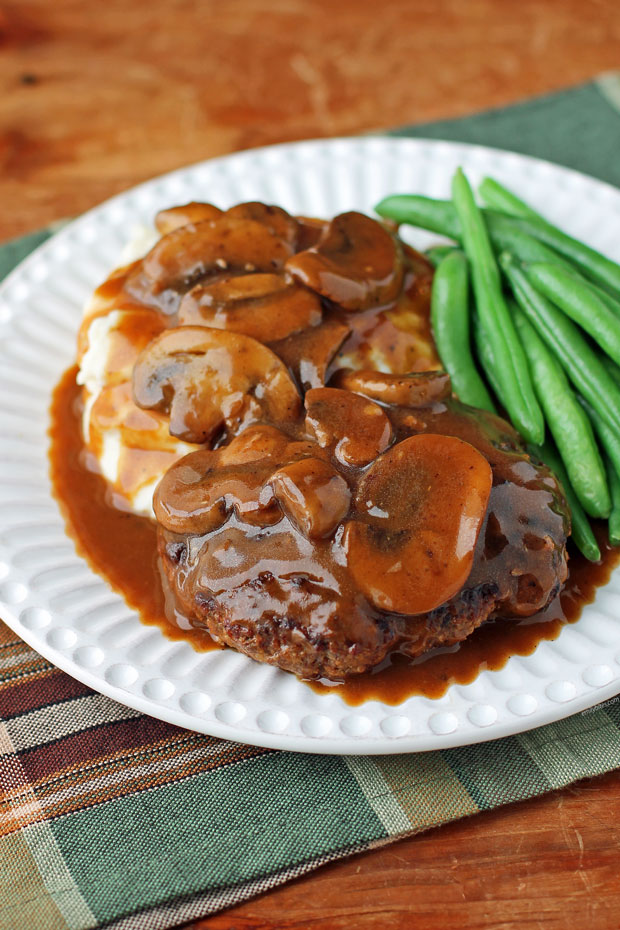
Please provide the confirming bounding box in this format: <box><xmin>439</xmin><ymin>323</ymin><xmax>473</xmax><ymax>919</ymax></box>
<box><xmin>584</xmin><ymin>278</ymin><xmax>620</xmax><ymax>320</ymax></box>
<box><xmin>451</xmin><ymin>168</ymin><xmax>544</xmax><ymax>444</ymax></box>
<box><xmin>487</xmin><ymin>213</ymin><xmax>577</xmax><ymax>269</ymax></box>
<box><xmin>576</xmin><ymin>395</ymin><xmax>620</xmax><ymax>484</ymax></box>
<box><xmin>379</xmin><ymin>195</ymin><xmax>620</xmax><ymax>308</ymax></box>
<box><xmin>430</xmin><ymin>250</ymin><xmax>495</xmax><ymax>411</ymax></box>
<box><xmin>601</xmin><ymin>354</ymin><xmax>620</xmax><ymax>390</ymax></box>
<box><xmin>479</xmin><ymin>177</ymin><xmax>537</xmax><ymax>218</ymax></box>
<box><xmin>577</xmin><ymin>399</ymin><xmax>620</xmax><ymax>546</ymax></box>
<box><xmin>375</xmin><ymin>195</ymin><xmax>461</xmax><ymax>236</ymax></box>
<box><xmin>606</xmin><ymin>458</ymin><xmax>620</xmax><ymax>546</ymax></box>
<box><xmin>524</xmin><ymin>261</ymin><xmax>620</xmax><ymax>366</ymax></box>
<box><xmin>472</xmin><ymin>313</ymin><xmax>503</xmax><ymax>399</ymax></box>
<box><xmin>537</xmin><ymin>258</ymin><xmax>620</xmax><ymax>320</ymax></box>
<box><xmin>533</xmin><ymin>441</ymin><xmax>600</xmax><ymax>561</ymax></box>
<box><xmin>513</xmin><ymin>306</ymin><xmax>609</xmax><ymax>517</ymax></box>
<box><xmin>500</xmin><ymin>252</ymin><xmax>620</xmax><ymax>436</ymax></box>
<box><xmin>375</xmin><ymin>195</ymin><xmax>575</xmax><ymax>269</ymax></box>
<box><xmin>478</xmin><ymin>177</ymin><xmax>620</xmax><ymax>300</ymax></box>
<box><xmin>494</xmin><ymin>219</ymin><xmax>620</xmax><ymax>324</ymax></box>
<box><xmin>425</xmin><ymin>245</ymin><xmax>459</xmax><ymax>267</ymax></box>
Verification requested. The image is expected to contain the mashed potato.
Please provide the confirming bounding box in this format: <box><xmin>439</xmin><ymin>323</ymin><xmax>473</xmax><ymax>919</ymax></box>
<box><xmin>77</xmin><ymin>226</ymin><xmax>200</xmax><ymax>516</ymax></box>
<box><xmin>76</xmin><ymin>211</ymin><xmax>438</xmax><ymax>518</ymax></box>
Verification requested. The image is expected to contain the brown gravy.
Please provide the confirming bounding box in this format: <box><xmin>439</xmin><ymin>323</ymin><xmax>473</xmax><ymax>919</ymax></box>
<box><xmin>50</xmin><ymin>365</ymin><xmax>620</xmax><ymax>705</ymax></box>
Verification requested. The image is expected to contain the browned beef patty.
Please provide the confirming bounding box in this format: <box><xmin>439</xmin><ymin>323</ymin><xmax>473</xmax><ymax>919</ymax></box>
<box><xmin>157</xmin><ymin>398</ymin><xmax>569</xmax><ymax>681</ymax></box>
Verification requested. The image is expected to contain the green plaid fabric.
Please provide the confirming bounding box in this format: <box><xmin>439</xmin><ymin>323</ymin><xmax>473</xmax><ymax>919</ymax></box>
<box><xmin>2</xmin><ymin>75</ymin><xmax>620</xmax><ymax>929</ymax></box>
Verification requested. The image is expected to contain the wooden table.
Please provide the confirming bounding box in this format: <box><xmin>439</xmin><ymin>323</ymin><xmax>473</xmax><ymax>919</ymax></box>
<box><xmin>2</xmin><ymin>2</ymin><xmax>619</xmax><ymax>926</ymax></box>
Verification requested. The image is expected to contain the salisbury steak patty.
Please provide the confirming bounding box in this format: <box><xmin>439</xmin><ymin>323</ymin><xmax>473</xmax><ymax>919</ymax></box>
<box><xmin>155</xmin><ymin>386</ymin><xmax>569</xmax><ymax>681</ymax></box>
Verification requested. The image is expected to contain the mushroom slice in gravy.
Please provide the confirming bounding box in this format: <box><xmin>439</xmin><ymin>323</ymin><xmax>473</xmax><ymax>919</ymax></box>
<box><xmin>331</xmin><ymin>368</ymin><xmax>451</xmax><ymax>407</ymax></box>
<box><xmin>132</xmin><ymin>326</ymin><xmax>301</xmax><ymax>444</ymax></box>
<box><xmin>304</xmin><ymin>387</ymin><xmax>392</xmax><ymax>467</ymax></box>
<box><xmin>178</xmin><ymin>273</ymin><xmax>322</xmax><ymax>342</ymax></box>
<box><xmin>344</xmin><ymin>434</ymin><xmax>493</xmax><ymax>615</ymax></box>
<box><xmin>125</xmin><ymin>216</ymin><xmax>294</xmax><ymax>313</ymax></box>
<box><xmin>286</xmin><ymin>211</ymin><xmax>405</xmax><ymax>310</ymax></box>
<box><xmin>155</xmin><ymin>202</ymin><xmax>224</xmax><ymax>235</ymax></box>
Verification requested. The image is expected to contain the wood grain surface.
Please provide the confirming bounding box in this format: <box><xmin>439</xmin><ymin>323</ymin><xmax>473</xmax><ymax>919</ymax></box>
<box><xmin>1</xmin><ymin>2</ymin><xmax>619</xmax><ymax>927</ymax></box>
<box><xmin>1</xmin><ymin>0</ymin><xmax>620</xmax><ymax>242</ymax></box>
<box><xmin>200</xmin><ymin>770</ymin><xmax>620</xmax><ymax>930</ymax></box>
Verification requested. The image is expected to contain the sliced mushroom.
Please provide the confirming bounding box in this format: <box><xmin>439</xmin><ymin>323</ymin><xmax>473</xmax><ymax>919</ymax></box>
<box><xmin>296</xmin><ymin>216</ymin><xmax>328</xmax><ymax>250</ymax></box>
<box><xmin>154</xmin><ymin>448</ymin><xmax>281</xmax><ymax>536</ymax></box>
<box><xmin>304</xmin><ymin>387</ymin><xmax>392</xmax><ymax>467</ymax></box>
<box><xmin>345</xmin><ymin>434</ymin><xmax>493</xmax><ymax>615</ymax></box>
<box><xmin>225</xmin><ymin>202</ymin><xmax>299</xmax><ymax>248</ymax></box>
<box><xmin>286</xmin><ymin>212</ymin><xmax>404</xmax><ymax>311</ymax></box>
<box><xmin>177</xmin><ymin>273</ymin><xmax>322</xmax><ymax>342</ymax></box>
<box><xmin>155</xmin><ymin>202</ymin><xmax>224</xmax><ymax>235</ymax></box>
<box><xmin>132</xmin><ymin>326</ymin><xmax>301</xmax><ymax>444</ymax></box>
<box><xmin>331</xmin><ymin>368</ymin><xmax>451</xmax><ymax>407</ymax></box>
<box><xmin>124</xmin><ymin>216</ymin><xmax>294</xmax><ymax>313</ymax></box>
<box><xmin>154</xmin><ymin>424</ymin><xmax>332</xmax><ymax>536</ymax></box>
<box><xmin>269</xmin><ymin>319</ymin><xmax>351</xmax><ymax>391</ymax></box>
<box><xmin>217</xmin><ymin>423</ymin><xmax>296</xmax><ymax>466</ymax></box>
<box><xmin>270</xmin><ymin>457</ymin><xmax>351</xmax><ymax>539</ymax></box>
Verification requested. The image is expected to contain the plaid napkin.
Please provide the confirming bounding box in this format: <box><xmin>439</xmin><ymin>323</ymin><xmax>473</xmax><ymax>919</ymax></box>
<box><xmin>3</xmin><ymin>74</ymin><xmax>620</xmax><ymax>929</ymax></box>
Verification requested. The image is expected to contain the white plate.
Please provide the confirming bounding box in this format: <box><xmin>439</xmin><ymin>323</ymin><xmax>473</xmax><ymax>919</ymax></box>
<box><xmin>2</xmin><ymin>137</ymin><xmax>620</xmax><ymax>754</ymax></box>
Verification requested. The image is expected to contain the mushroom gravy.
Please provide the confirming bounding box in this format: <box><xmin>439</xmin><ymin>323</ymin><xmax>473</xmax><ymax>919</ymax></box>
<box><xmin>50</xmin><ymin>365</ymin><xmax>620</xmax><ymax>703</ymax></box>
<box><xmin>76</xmin><ymin>212</ymin><xmax>437</xmax><ymax>517</ymax></box>
<box><xmin>54</xmin><ymin>202</ymin><xmax>620</xmax><ymax>698</ymax></box>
